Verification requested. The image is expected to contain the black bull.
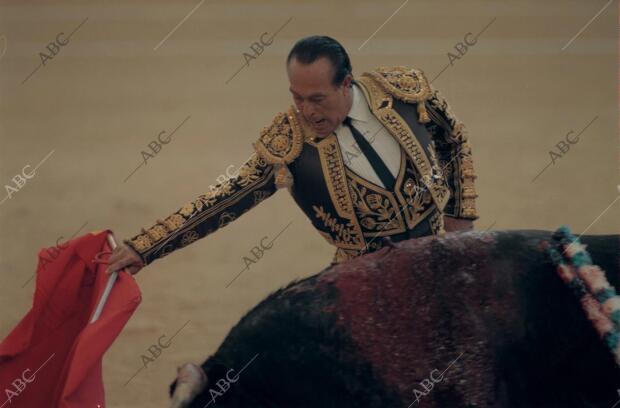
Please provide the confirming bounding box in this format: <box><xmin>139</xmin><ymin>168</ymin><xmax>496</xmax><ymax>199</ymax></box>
<box><xmin>170</xmin><ymin>229</ymin><xmax>620</xmax><ymax>407</ymax></box>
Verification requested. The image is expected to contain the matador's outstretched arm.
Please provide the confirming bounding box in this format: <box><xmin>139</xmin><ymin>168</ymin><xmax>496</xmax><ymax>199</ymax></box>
<box><xmin>124</xmin><ymin>153</ymin><xmax>278</xmax><ymax>266</ymax></box>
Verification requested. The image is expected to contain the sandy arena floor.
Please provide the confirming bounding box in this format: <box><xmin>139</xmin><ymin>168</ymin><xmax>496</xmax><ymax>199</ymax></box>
<box><xmin>0</xmin><ymin>1</ymin><xmax>618</xmax><ymax>406</ymax></box>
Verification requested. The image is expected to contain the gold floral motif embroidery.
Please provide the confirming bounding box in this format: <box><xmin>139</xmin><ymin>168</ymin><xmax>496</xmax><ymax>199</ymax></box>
<box><xmin>347</xmin><ymin>175</ymin><xmax>404</xmax><ymax>235</ymax></box>
<box><xmin>365</xmin><ymin>66</ymin><xmax>432</xmax><ymax>123</ymax></box>
<box><xmin>179</xmin><ymin>203</ymin><xmax>195</xmax><ymax>218</ymax></box>
<box><xmin>314</xmin><ymin>134</ymin><xmax>366</xmax><ymax>250</ymax></box>
<box><xmin>425</xmin><ymin>140</ymin><xmax>450</xmax><ymax>206</ymax></box>
<box><xmin>124</xmin><ymin>150</ymin><xmax>277</xmax><ymax>263</ymax></box>
<box><xmin>340</xmin><ymin>147</ymin><xmax>437</xmax><ymax>236</ymax></box>
<box><xmin>392</xmin><ymin>152</ymin><xmax>438</xmax><ymax>229</ymax></box>
<box><xmin>427</xmin><ymin>89</ymin><xmax>466</xmax><ymax>141</ymax></box>
<box><xmin>402</xmin><ymin>175</ymin><xmax>433</xmax><ymax>213</ymax></box>
<box><xmin>237</xmin><ymin>154</ymin><xmax>267</xmax><ymax>187</ymax></box>
<box><xmin>319</xmin><ymin>139</ymin><xmax>355</xmax><ymax>217</ymax></box>
<box><xmin>427</xmin><ymin>141</ymin><xmax>443</xmax><ymax>180</ymax></box>
<box><xmin>180</xmin><ymin>230</ymin><xmax>199</xmax><ymax>246</ymax></box>
<box><xmin>426</xmin><ymin>88</ymin><xmax>478</xmax><ymax>219</ymax></box>
<box><xmin>163</xmin><ymin>214</ymin><xmax>185</xmax><ymax>231</ymax></box>
<box><xmin>355</xmin><ymin>74</ymin><xmax>450</xmax><ymax>212</ymax></box>
<box><xmin>253</xmin><ymin>107</ymin><xmax>304</xmax><ymax>164</ymax></box>
<box><xmin>145</xmin><ymin>224</ymin><xmax>168</xmax><ymax>242</ymax></box>
<box><xmin>313</xmin><ymin>205</ymin><xmax>362</xmax><ymax>247</ymax></box>
<box><xmin>459</xmin><ymin>143</ymin><xmax>478</xmax><ymax>219</ymax></box>
<box><xmin>253</xmin><ymin>190</ymin><xmax>272</xmax><ymax>204</ymax></box>
<box><xmin>429</xmin><ymin>210</ymin><xmax>445</xmax><ymax>234</ymax></box>
<box><xmin>129</xmin><ymin>234</ymin><xmax>153</xmax><ymax>252</ymax></box>
<box><xmin>366</xmin><ymin>66</ymin><xmax>431</xmax><ymax>102</ymax></box>
<box><xmin>218</xmin><ymin>211</ymin><xmax>236</xmax><ymax>228</ymax></box>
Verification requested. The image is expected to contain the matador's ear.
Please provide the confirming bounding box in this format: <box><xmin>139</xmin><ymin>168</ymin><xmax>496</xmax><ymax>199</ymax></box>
<box><xmin>252</xmin><ymin>106</ymin><xmax>305</xmax><ymax>165</ymax></box>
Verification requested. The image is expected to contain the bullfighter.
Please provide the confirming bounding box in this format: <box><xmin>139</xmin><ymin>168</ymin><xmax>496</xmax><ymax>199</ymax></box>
<box><xmin>105</xmin><ymin>35</ymin><xmax>479</xmax><ymax>274</ymax></box>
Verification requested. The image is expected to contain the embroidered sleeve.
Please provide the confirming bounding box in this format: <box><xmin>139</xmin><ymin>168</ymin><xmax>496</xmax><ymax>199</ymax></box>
<box><xmin>123</xmin><ymin>152</ymin><xmax>277</xmax><ymax>265</ymax></box>
<box><xmin>425</xmin><ymin>88</ymin><xmax>479</xmax><ymax>220</ymax></box>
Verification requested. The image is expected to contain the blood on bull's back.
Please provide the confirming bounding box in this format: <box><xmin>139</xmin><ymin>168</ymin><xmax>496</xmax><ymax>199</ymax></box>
<box><xmin>170</xmin><ymin>229</ymin><xmax>620</xmax><ymax>408</ymax></box>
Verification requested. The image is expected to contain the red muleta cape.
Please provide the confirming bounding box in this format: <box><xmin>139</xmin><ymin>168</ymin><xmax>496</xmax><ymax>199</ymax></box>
<box><xmin>0</xmin><ymin>229</ymin><xmax>141</xmax><ymax>407</ymax></box>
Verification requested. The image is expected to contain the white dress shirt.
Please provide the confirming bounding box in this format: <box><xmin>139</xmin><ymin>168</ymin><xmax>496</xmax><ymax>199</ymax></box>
<box><xmin>335</xmin><ymin>82</ymin><xmax>403</xmax><ymax>189</ymax></box>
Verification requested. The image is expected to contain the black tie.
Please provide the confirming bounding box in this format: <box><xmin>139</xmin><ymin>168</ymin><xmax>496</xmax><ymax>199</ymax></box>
<box><xmin>343</xmin><ymin>116</ymin><xmax>395</xmax><ymax>190</ymax></box>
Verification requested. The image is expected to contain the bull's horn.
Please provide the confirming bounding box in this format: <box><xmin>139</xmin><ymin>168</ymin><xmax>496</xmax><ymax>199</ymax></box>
<box><xmin>169</xmin><ymin>363</ymin><xmax>208</xmax><ymax>408</ymax></box>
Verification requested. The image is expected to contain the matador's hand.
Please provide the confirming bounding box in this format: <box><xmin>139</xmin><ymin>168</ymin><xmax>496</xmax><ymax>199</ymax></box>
<box><xmin>105</xmin><ymin>243</ymin><xmax>145</xmax><ymax>275</ymax></box>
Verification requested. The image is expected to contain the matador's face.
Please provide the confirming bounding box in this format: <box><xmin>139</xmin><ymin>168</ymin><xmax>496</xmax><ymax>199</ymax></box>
<box><xmin>287</xmin><ymin>56</ymin><xmax>353</xmax><ymax>138</ymax></box>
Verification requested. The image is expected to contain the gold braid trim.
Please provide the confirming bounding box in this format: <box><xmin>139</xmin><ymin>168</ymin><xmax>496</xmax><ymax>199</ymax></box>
<box><xmin>426</xmin><ymin>88</ymin><xmax>479</xmax><ymax>220</ymax></box>
<box><xmin>364</xmin><ymin>66</ymin><xmax>432</xmax><ymax>123</ymax></box>
<box><xmin>356</xmin><ymin>75</ymin><xmax>450</xmax><ymax>212</ymax></box>
<box><xmin>252</xmin><ymin>106</ymin><xmax>304</xmax><ymax>165</ymax></box>
<box><xmin>123</xmin><ymin>153</ymin><xmax>277</xmax><ymax>264</ymax></box>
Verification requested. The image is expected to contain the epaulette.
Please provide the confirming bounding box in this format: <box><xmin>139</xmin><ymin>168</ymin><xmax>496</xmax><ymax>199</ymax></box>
<box><xmin>253</xmin><ymin>105</ymin><xmax>304</xmax><ymax>165</ymax></box>
<box><xmin>361</xmin><ymin>66</ymin><xmax>432</xmax><ymax>123</ymax></box>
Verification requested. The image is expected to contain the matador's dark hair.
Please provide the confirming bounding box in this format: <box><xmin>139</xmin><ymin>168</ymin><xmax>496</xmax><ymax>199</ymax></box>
<box><xmin>286</xmin><ymin>35</ymin><xmax>352</xmax><ymax>87</ymax></box>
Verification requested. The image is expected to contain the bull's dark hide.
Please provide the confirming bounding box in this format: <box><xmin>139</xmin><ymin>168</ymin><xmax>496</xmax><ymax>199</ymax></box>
<box><xmin>170</xmin><ymin>229</ymin><xmax>620</xmax><ymax>407</ymax></box>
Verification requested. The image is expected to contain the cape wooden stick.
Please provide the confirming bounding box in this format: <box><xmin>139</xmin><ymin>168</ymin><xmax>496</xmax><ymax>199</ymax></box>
<box><xmin>89</xmin><ymin>232</ymin><xmax>122</xmax><ymax>323</ymax></box>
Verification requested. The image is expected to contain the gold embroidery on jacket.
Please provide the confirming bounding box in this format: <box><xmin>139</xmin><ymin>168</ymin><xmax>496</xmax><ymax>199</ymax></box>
<box><xmin>124</xmin><ymin>152</ymin><xmax>275</xmax><ymax>258</ymax></box>
<box><xmin>253</xmin><ymin>190</ymin><xmax>272</xmax><ymax>204</ymax></box>
<box><xmin>392</xmin><ymin>150</ymin><xmax>437</xmax><ymax>229</ymax></box>
<box><xmin>332</xmin><ymin>247</ymin><xmax>362</xmax><ymax>264</ymax></box>
<box><xmin>429</xmin><ymin>210</ymin><xmax>445</xmax><ymax>234</ymax></box>
<box><xmin>218</xmin><ymin>211</ymin><xmax>236</xmax><ymax>227</ymax></box>
<box><xmin>253</xmin><ymin>107</ymin><xmax>304</xmax><ymax>164</ymax></box>
<box><xmin>273</xmin><ymin>163</ymin><xmax>294</xmax><ymax>189</ymax></box>
<box><xmin>237</xmin><ymin>154</ymin><xmax>268</xmax><ymax>187</ymax></box>
<box><xmin>365</xmin><ymin>66</ymin><xmax>432</xmax><ymax>123</ymax></box>
<box><xmin>314</xmin><ymin>134</ymin><xmax>365</xmax><ymax>250</ymax></box>
<box><xmin>313</xmin><ymin>205</ymin><xmax>363</xmax><ymax>247</ymax></box>
<box><xmin>356</xmin><ymin>74</ymin><xmax>450</xmax><ymax>212</ymax></box>
<box><xmin>425</xmin><ymin>140</ymin><xmax>451</xmax><ymax>208</ymax></box>
<box><xmin>426</xmin><ymin>88</ymin><xmax>478</xmax><ymax>219</ymax></box>
<box><xmin>180</xmin><ymin>230</ymin><xmax>199</xmax><ymax>247</ymax></box>
<box><xmin>331</xmin><ymin>240</ymin><xmax>385</xmax><ymax>264</ymax></box>
<box><xmin>345</xmin><ymin>167</ymin><xmax>406</xmax><ymax>237</ymax></box>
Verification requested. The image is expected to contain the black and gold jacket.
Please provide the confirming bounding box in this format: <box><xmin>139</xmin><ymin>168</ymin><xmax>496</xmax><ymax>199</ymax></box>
<box><xmin>124</xmin><ymin>66</ymin><xmax>479</xmax><ymax>265</ymax></box>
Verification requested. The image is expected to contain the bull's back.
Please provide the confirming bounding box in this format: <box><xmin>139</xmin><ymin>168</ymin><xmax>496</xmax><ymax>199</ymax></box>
<box><xmin>182</xmin><ymin>230</ymin><xmax>620</xmax><ymax>407</ymax></box>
